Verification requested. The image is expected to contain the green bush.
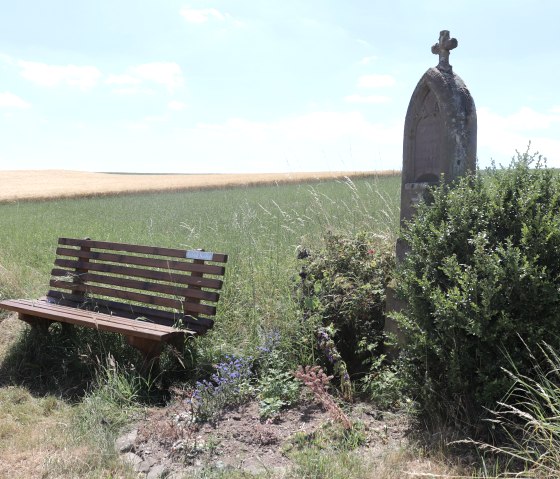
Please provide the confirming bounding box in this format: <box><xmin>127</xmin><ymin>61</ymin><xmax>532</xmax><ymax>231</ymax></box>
<box><xmin>394</xmin><ymin>150</ymin><xmax>560</xmax><ymax>430</ymax></box>
<box><xmin>299</xmin><ymin>231</ymin><xmax>394</xmax><ymax>385</ymax></box>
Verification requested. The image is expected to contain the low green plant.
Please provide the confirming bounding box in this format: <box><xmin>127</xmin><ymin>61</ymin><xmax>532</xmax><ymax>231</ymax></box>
<box><xmin>285</xmin><ymin>421</ymin><xmax>368</xmax><ymax>479</ymax></box>
<box><xmin>286</xmin><ymin>421</ymin><xmax>366</xmax><ymax>453</ymax></box>
<box><xmin>70</xmin><ymin>354</ymin><xmax>152</xmax><ymax>466</ymax></box>
<box><xmin>360</xmin><ymin>356</ymin><xmax>405</xmax><ymax>410</ymax></box>
<box><xmin>254</xmin><ymin>331</ymin><xmax>301</xmax><ymax>419</ymax></box>
<box><xmin>394</xmin><ymin>148</ymin><xmax>560</xmax><ymax>432</ymax></box>
<box><xmin>258</xmin><ymin>369</ymin><xmax>300</xmax><ymax>419</ymax></box>
<box><xmin>74</xmin><ymin>354</ymin><xmax>148</xmax><ymax>431</ymax></box>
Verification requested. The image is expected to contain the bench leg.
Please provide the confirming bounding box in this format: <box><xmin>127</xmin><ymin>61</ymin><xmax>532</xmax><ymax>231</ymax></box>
<box><xmin>125</xmin><ymin>336</ymin><xmax>163</xmax><ymax>376</ymax></box>
<box><xmin>20</xmin><ymin>313</ymin><xmax>51</xmax><ymax>335</ymax></box>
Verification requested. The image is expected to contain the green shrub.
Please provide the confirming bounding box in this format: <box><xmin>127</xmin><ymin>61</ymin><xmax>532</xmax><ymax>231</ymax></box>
<box><xmin>299</xmin><ymin>231</ymin><xmax>394</xmax><ymax>386</ymax></box>
<box><xmin>394</xmin><ymin>149</ymin><xmax>560</xmax><ymax>431</ymax></box>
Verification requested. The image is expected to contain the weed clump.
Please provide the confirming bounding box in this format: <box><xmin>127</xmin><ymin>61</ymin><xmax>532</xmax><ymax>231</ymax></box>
<box><xmin>294</xmin><ymin>365</ymin><xmax>352</xmax><ymax>430</ymax></box>
<box><xmin>298</xmin><ymin>231</ymin><xmax>395</xmax><ymax>401</ymax></box>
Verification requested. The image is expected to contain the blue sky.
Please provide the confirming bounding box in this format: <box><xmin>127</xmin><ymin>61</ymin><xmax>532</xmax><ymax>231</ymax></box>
<box><xmin>1</xmin><ymin>1</ymin><xmax>559</xmax><ymax>173</ymax></box>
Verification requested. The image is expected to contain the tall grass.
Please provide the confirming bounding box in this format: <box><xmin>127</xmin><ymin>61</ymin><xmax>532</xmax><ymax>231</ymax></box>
<box><xmin>461</xmin><ymin>342</ymin><xmax>560</xmax><ymax>478</ymax></box>
<box><xmin>0</xmin><ymin>175</ymin><xmax>401</xmax><ymax>478</ymax></box>
<box><xmin>0</xmin><ymin>175</ymin><xmax>400</xmax><ymax>361</ymax></box>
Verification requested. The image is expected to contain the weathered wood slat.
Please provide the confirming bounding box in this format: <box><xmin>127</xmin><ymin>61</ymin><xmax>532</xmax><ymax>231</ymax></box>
<box><xmin>58</xmin><ymin>237</ymin><xmax>228</xmax><ymax>263</ymax></box>
<box><xmin>46</xmin><ymin>290</ymin><xmax>214</xmax><ymax>331</ymax></box>
<box><xmin>48</xmin><ymin>280</ymin><xmax>218</xmax><ymax>316</ymax></box>
<box><xmin>50</xmin><ymin>270</ymin><xmax>220</xmax><ymax>302</ymax></box>
<box><xmin>23</xmin><ymin>299</ymin><xmax>186</xmax><ymax>333</ymax></box>
<box><xmin>55</xmin><ymin>247</ymin><xmax>226</xmax><ymax>276</ymax></box>
<box><xmin>53</xmin><ymin>259</ymin><xmax>223</xmax><ymax>289</ymax></box>
<box><xmin>0</xmin><ymin>299</ymin><xmax>187</xmax><ymax>341</ymax></box>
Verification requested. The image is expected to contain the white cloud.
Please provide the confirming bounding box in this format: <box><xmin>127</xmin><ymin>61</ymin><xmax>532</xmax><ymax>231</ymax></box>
<box><xmin>130</xmin><ymin>63</ymin><xmax>184</xmax><ymax>91</ymax></box>
<box><xmin>111</xmin><ymin>87</ymin><xmax>155</xmax><ymax>95</ymax></box>
<box><xmin>144</xmin><ymin>115</ymin><xmax>167</xmax><ymax>123</ymax></box>
<box><xmin>477</xmin><ymin>106</ymin><xmax>560</xmax><ymax>167</ymax></box>
<box><xmin>358</xmin><ymin>55</ymin><xmax>378</xmax><ymax>65</ymax></box>
<box><xmin>180</xmin><ymin>7</ymin><xmax>225</xmax><ymax>23</ymax></box>
<box><xmin>0</xmin><ymin>92</ymin><xmax>31</xmax><ymax>109</ymax></box>
<box><xmin>357</xmin><ymin>74</ymin><xmax>395</xmax><ymax>89</ymax></box>
<box><xmin>105</xmin><ymin>74</ymin><xmax>141</xmax><ymax>86</ymax></box>
<box><xmin>168</xmin><ymin>100</ymin><xmax>187</xmax><ymax>111</ymax></box>
<box><xmin>18</xmin><ymin>61</ymin><xmax>101</xmax><ymax>90</ymax></box>
<box><xmin>179</xmin><ymin>7</ymin><xmax>243</xmax><ymax>27</ymax></box>
<box><xmin>107</xmin><ymin>63</ymin><xmax>185</xmax><ymax>94</ymax></box>
<box><xmin>345</xmin><ymin>94</ymin><xmax>390</xmax><ymax>104</ymax></box>
<box><xmin>168</xmin><ymin>111</ymin><xmax>402</xmax><ymax>172</ymax></box>
<box><xmin>504</xmin><ymin>106</ymin><xmax>560</xmax><ymax>130</ymax></box>
<box><xmin>0</xmin><ymin>53</ymin><xmax>15</xmax><ymax>65</ymax></box>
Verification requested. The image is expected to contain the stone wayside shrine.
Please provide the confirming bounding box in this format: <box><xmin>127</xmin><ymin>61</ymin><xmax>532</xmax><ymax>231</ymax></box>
<box><xmin>386</xmin><ymin>30</ymin><xmax>477</xmax><ymax>348</ymax></box>
<box><xmin>399</xmin><ymin>30</ymin><xmax>477</xmax><ymax>231</ymax></box>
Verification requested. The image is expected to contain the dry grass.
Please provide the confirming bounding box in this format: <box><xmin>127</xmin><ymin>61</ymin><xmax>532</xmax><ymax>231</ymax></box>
<box><xmin>0</xmin><ymin>316</ymin><xmax>134</xmax><ymax>479</ymax></box>
<box><xmin>0</xmin><ymin>169</ymin><xmax>399</xmax><ymax>203</ymax></box>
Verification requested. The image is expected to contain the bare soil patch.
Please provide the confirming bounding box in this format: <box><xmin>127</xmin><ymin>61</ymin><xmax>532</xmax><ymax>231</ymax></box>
<box><xmin>0</xmin><ymin>170</ymin><xmax>398</xmax><ymax>203</ymax></box>
<box><xmin>125</xmin><ymin>399</ymin><xmax>409</xmax><ymax>477</ymax></box>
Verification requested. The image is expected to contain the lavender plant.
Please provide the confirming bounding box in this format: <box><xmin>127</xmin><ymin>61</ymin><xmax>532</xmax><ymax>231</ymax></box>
<box><xmin>191</xmin><ymin>354</ymin><xmax>254</xmax><ymax>422</ymax></box>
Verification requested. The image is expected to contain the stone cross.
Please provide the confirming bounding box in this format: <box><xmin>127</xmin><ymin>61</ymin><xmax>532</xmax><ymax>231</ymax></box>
<box><xmin>398</xmin><ymin>28</ymin><xmax>476</xmax><ymax>230</ymax></box>
<box><xmin>431</xmin><ymin>30</ymin><xmax>458</xmax><ymax>73</ymax></box>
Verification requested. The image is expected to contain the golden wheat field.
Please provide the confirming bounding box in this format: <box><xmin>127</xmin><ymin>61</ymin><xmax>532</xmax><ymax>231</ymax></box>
<box><xmin>0</xmin><ymin>169</ymin><xmax>398</xmax><ymax>202</ymax></box>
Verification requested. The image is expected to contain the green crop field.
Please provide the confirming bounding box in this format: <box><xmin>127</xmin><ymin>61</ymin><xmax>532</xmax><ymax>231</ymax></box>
<box><xmin>0</xmin><ymin>175</ymin><xmax>400</xmax><ymax>351</ymax></box>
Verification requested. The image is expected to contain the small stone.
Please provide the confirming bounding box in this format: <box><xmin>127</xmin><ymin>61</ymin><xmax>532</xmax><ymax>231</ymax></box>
<box><xmin>116</xmin><ymin>429</ymin><xmax>138</xmax><ymax>453</ymax></box>
<box><xmin>147</xmin><ymin>464</ymin><xmax>169</xmax><ymax>479</ymax></box>
<box><xmin>122</xmin><ymin>452</ymin><xmax>142</xmax><ymax>468</ymax></box>
<box><xmin>137</xmin><ymin>457</ymin><xmax>157</xmax><ymax>473</ymax></box>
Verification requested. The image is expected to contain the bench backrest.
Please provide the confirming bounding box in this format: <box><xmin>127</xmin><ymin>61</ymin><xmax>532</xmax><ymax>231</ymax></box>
<box><xmin>48</xmin><ymin>238</ymin><xmax>227</xmax><ymax>334</ymax></box>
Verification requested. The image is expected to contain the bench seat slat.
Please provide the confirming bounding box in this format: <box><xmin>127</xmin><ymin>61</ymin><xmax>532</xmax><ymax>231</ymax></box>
<box><xmin>58</xmin><ymin>237</ymin><xmax>228</xmax><ymax>263</ymax></box>
<box><xmin>50</xmin><ymin>270</ymin><xmax>220</xmax><ymax>302</ymax></box>
<box><xmin>0</xmin><ymin>299</ymin><xmax>191</xmax><ymax>341</ymax></box>
<box><xmin>53</xmin><ymin>259</ymin><xmax>223</xmax><ymax>289</ymax></box>
<box><xmin>56</xmin><ymin>247</ymin><xmax>225</xmax><ymax>276</ymax></box>
<box><xmin>46</xmin><ymin>290</ymin><xmax>214</xmax><ymax>332</ymax></box>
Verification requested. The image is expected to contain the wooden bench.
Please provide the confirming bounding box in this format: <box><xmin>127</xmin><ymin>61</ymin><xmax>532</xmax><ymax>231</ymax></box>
<box><xmin>0</xmin><ymin>237</ymin><xmax>227</xmax><ymax>369</ymax></box>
